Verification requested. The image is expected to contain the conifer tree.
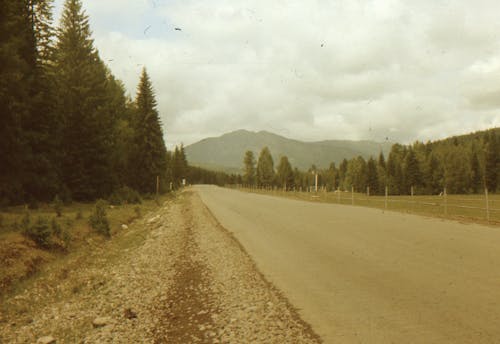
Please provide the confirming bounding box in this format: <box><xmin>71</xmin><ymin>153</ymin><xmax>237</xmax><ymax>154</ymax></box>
<box><xmin>366</xmin><ymin>157</ymin><xmax>378</xmax><ymax>195</ymax></box>
<box><xmin>277</xmin><ymin>156</ymin><xmax>293</xmax><ymax>190</ymax></box>
<box><xmin>243</xmin><ymin>151</ymin><xmax>256</xmax><ymax>186</ymax></box>
<box><xmin>53</xmin><ymin>0</ymin><xmax>113</xmax><ymax>200</ymax></box>
<box><xmin>404</xmin><ymin>148</ymin><xmax>421</xmax><ymax>193</ymax></box>
<box><xmin>256</xmin><ymin>147</ymin><xmax>275</xmax><ymax>187</ymax></box>
<box><xmin>130</xmin><ymin>68</ymin><xmax>167</xmax><ymax>193</ymax></box>
<box><xmin>484</xmin><ymin>132</ymin><xmax>498</xmax><ymax>192</ymax></box>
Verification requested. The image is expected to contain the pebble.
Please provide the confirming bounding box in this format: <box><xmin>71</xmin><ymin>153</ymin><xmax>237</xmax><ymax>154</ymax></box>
<box><xmin>36</xmin><ymin>336</ymin><xmax>56</xmax><ymax>344</ymax></box>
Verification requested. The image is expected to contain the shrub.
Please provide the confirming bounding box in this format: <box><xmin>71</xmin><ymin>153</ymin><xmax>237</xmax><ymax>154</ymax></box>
<box><xmin>108</xmin><ymin>186</ymin><xmax>142</xmax><ymax>205</ymax></box>
<box><xmin>21</xmin><ymin>211</ymin><xmax>31</xmax><ymax>231</ymax></box>
<box><xmin>22</xmin><ymin>216</ymin><xmax>52</xmax><ymax>248</ymax></box>
<box><xmin>51</xmin><ymin>217</ymin><xmax>62</xmax><ymax>237</ymax></box>
<box><xmin>88</xmin><ymin>200</ymin><xmax>110</xmax><ymax>237</ymax></box>
<box><xmin>75</xmin><ymin>209</ymin><xmax>83</xmax><ymax>220</ymax></box>
<box><xmin>53</xmin><ymin>195</ymin><xmax>63</xmax><ymax>217</ymax></box>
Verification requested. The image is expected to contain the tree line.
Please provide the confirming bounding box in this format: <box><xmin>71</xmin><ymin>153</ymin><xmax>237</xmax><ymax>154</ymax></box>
<box><xmin>0</xmin><ymin>0</ymin><xmax>195</xmax><ymax>206</ymax></box>
<box><xmin>242</xmin><ymin>128</ymin><xmax>499</xmax><ymax>195</ymax></box>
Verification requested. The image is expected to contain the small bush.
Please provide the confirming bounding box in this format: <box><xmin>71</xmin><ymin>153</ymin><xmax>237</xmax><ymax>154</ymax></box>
<box><xmin>51</xmin><ymin>217</ymin><xmax>62</xmax><ymax>237</ymax></box>
<box><xmin>53</xmin><ymin>195</ymin><xmax>63</xmax><ymax>217</ymax></box>
<box><xmin>75</xmin><ymin>209</ymin><xmax>83</xmax><ymax>220</ymax></box>
<box><xmin>108</xmin><ymin>186</ymin><xmax>142</xmax><ymax>205</ymax></box>
<box><xmin>89</xmin><ymin>200</ymin><xmax>110</xmax><ymax>237</ymax></box>
<box><xmin>22</xmin><ymin>216</ymin><xmax>52</xmax><ymax>248</ymax></box>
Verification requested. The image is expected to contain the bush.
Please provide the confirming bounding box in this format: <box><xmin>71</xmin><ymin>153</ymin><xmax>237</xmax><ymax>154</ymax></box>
<box><xmin>53</xmin><ymin>195</ymin><xmax>63</xmax><ymax>217</ymax></box>
<box><xmin>51</xmin><ymin>217</ymin><xmax>62</xmax><ymax>237</ymax></box>
<box><xmin>22</xmin><ymin>216</ymin><xmax>52</xmax><ymax>248</ymax></box>
<box><xmin>88</xmin><ymin>200</ymin><xmax>110</xmax><ymax>237</ymax></box>
<box><xmin>108</xmin><ymin>186</ymin><xmax>142</xmax><ymax>205</ymax></box>
<box><xmin>75</xmin><ymin>209</ymin><xmax>83</xmax><ymax>220</ymax></box>
<box><xmin>21</xmin><ymin>211</ymin><xmax>31</xmax><ymax>232</ymax></box>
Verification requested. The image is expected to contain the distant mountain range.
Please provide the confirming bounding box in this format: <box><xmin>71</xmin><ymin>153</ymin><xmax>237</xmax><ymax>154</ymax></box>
<box><xmin>185</xmin><ymin>130</ymin><xmax>393</xmax><ymax>172</ymax></box>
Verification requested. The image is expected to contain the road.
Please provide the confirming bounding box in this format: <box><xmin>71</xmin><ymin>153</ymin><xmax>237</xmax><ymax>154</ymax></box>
<box><xmin>196</xmin><ymin>185</ymin><xmax>500</xmax><ymax>343</ymax></box>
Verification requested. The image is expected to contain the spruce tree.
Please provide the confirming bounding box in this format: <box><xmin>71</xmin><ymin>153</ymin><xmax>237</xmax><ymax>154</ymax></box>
<box><xmin>130</xmin><ymin>68</ymin><xmax>167</xmax><ymax>193</ymax></box>
<box><xmin>256</xmin><ymin>147</ymin><xmax>275</xmax><ymax>187</ymax></box>
<box><xmin>404</xmin><ymin>148</ymin><xmax>421</xmax><ymax>193</ymax></box>
<box><xmin>484</xmin><ymin>132</ymin><xmax>498</xmax><ymax>192</ymax></box>
<box><xmin>277</xmin><ymin>156</ymin><xmax>293</xmax><ymax>190</ymax></box>
<box><xmin>243</xmin><ymin>150</ymin><xmax>256</xmax><ymax>186</ymax></box>
<box><xmin>53</xmin><ymin>0</ymin><xmax>112</xmax><ymax>200</ymax></box>
<box><xmin>366</xmin><ymin>157</ymin><xmax>378</xmax><ymax>195</ymax></box>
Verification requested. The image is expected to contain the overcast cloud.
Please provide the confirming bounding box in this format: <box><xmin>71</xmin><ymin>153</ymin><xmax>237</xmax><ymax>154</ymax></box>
<box><xmin>53</xmin><ymin>0</ymin><xmax>500</xmax><ymax>146</ymax></box>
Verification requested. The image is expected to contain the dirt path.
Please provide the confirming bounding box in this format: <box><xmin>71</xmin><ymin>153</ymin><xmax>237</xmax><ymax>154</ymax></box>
<box><xmin>197</xmin><ymin>185</ymin><xmax>500</xmax><ymax>343</ymax></box>
<box><xmin>1</xmin><ymin>190</ymin><xmax>319</xmax><ymax>343</ymax></box>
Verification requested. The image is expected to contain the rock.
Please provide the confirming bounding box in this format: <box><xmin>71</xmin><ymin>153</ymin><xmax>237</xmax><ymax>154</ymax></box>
<box><xmin>37</xmin><ymin>336</ymin><xmax>56</xmax><ymax>344</ymax></box>
<box><xmin>92</xmin><ymin>316</ymin><xmax>112</xmax><ymax>328</ymax></box>
<box><xmin>124</xmin><ymin>308</ymin><xmax>137</xmax><ymax>319</ymax></box>
<box><xmin>121</xmin><ymin>224</ymin><xmax>129</xmax><ymax>230</ymax></box>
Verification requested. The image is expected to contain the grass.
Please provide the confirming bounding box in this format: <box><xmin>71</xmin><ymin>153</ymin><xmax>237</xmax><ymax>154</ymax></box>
<box><xmin>0</xmin><ymin>193</ymin><xmax>174</xmax><ymax>296</ymax></box>
<box><xmin>236</xmin><ymin>187</ymin><xmax>500</xmax><ymax>226</ymax></box>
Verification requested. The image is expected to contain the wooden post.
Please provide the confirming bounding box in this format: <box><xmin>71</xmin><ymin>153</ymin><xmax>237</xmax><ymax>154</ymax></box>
<box><xmin>385</xmin><ymin>185</ymin><xmax>388</xmax><ymax>211</ymax></box>
<box><xmin>485</xmin><ymin>188</ymin><xmax>490</xmax><ymax>222</ymax></box>
<box><xmin>351</xmin><ymin>186</ymin><xmax>354</xmax><ymax>205</ymax></box>
<box><xmin>444</xmin><ymin>187</ymin><xmax>448</xmax><ymax>216</ymax></box>
<box><xmin>315</xmin><ymin>173</ymin><xmax>318</xmax><ymax>193</ymax></box>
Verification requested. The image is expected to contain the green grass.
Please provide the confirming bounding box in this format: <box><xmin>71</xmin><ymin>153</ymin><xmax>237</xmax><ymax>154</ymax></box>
<box><xmin>236</xmin><ymin>188</ymin><xmax>500</xmax><ymax>225</ymax></box>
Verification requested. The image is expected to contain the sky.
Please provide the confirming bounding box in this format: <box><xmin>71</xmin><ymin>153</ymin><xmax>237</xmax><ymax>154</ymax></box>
<box><xmin>53</xmin><ymin>0</ymin><xmax>500</xmax><ymax>147</ymax></box>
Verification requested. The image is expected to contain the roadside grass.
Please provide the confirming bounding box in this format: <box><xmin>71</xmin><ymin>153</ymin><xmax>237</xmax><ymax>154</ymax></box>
<box><xmin>0</xmin><ymin>193</ymin><xmax>174</xmax><ymax>299</ymax></box>
<box><xmin>237</xmin><ymin>188</ymin><xmax>500</xmax><ymax>226</ymax></box>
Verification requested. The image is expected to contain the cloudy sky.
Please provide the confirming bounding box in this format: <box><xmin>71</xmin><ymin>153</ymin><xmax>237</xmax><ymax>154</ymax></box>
<box><xmin>53</xmin><ymin>0</ymin><xmax>500</xmax><ymax>147</ymax></box>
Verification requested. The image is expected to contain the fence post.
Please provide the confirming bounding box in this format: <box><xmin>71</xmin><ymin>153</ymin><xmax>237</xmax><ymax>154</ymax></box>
<box><xmin>485</xmin><ymin>188</ymin><xmax>490</xmax><ymax>222</ymax></box>
<box><xmin>351</xmin><ymin>186</ymin><xmax>354</xmax><ymax>205</ymax></box>
<box><xmin>337</xmin><ymin>187</ymin><xmax>340</xmax><ymax>203</ymax></box>
<box><xmin>444</xmin><ymin>188</ymin><xmax>448</xmax><ymax>216</ymax></box>
<box><xmin>385</xmin><ymin>186</ymin><xmax>388</xmax><ymax>211</ymax></box>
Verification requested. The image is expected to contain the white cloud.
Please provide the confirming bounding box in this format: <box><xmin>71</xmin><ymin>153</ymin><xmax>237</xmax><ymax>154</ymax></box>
<box><xmin>53</xmin><ymin>0</ymin><xmax>500</xmax><ymax>147</ymax></box>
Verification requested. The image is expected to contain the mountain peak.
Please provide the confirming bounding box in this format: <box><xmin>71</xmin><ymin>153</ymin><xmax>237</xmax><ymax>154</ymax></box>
<box><xmin>185</xmin><ymin>130</ymin><xmax>392</xmax><ymax>172</ymax></box>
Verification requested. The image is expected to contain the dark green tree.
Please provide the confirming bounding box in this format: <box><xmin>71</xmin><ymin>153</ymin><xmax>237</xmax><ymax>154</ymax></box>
<box><xmin>470</xmin><ymin>151</ymin><xmax>481</xmax><ymax>193</ymax></box>
<box><xmin>404</xmin><ymin>148</ymin><xmax>422</xmax><ymax>193</ymax></box>
<box><xmin>256</xmin><ymin>147</ymin><xmax>275</xmax><ymax>187</ymax></box>
<box><xmin>366</xmin><ymin>157</ymin><xmax>378</xmax><ymax>195</ymax></box>
<box><xmin>484</xmin><ymin>133</ymin><xmax>498</xmax><ymax>192</ymax></box>
<box><xmin>243</xmin><ymin>150</ymin><xmax>256</xmax><ymax>186</ymax></box>
<box><xmin>277</xmin><ymin>156</ymin><xmax>293</xmax><ymax>190</ymax></box>
<box><xmin>129</xmin><ymin>68</ymin><xmax>168</xmax><ymax>193</ymax></box>
<box><xmin>53</xmin><ymin>0</ymin><xmax>113</xmax><ymax>200</ymax></box>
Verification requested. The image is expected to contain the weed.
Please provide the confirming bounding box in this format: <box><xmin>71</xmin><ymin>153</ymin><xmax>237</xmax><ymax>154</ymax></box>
<box><xmin>89</xmin><ymin>200</ymin><xmax>110</xmax><ymax>237</ymax></box>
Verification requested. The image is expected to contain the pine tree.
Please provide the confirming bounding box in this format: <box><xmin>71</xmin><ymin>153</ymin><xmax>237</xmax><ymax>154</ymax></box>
<box><xmin>256</xmin><ymin>147</ymin><xmax>275</xmax><ymax>187</ymax></box>
<box><xmin>404</xmin><ymin>148</ymin><xmax>421</xmax><ymax>193</ymax></box>
<box><xmin>366</xmin><ymin>157</ymin><xmax>378</xmax><ymax>195</ymax></box>
<box><xmin>0</xmin><ymin>0</ymin><xmax>33</xmax><ymax>203</ymax></box>
<box><xmin>277</xmin><ymin>156</ymin><xmax>293</xmax><ymax>190</ymax></box>
<box><xmin>53</xmin><ymin>0</ymin><xmax>113</xmax><ymax>200</ymax></box>
<box><xmin>129</xmin><ymin>68</ymin><xmax>167</xmax><ymax>193</ymax></box>
<box><xmin>243</xmin><ymin>150</ymin><xmax>256</xmax><ymax>186</ymax></box>
<box><xmin>484</xmin><ymin>132</ymin><xmax>498</xmax><ymax>192</ymax></box>
<box><xmin>470</xmin><ymin>151</ymin><xmax>481</xmax><ymax>193</ymax></box>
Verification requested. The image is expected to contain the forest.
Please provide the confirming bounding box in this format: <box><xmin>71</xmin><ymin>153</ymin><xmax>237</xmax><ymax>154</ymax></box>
<box><xmin>242</xmin><ymin>128</ymin><xmax>500</xmax><ymax>195</ymax></box>
<box><xmin>0</xmin><ymin>0</ymin><xmax>229</xmax><ymax>207</ymax></box>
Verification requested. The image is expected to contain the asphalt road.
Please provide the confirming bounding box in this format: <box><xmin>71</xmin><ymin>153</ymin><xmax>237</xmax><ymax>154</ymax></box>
<box><xmin>196</xmin><ymin>185</ymin><xmax>500</xmax><ymax>343</ymax></box>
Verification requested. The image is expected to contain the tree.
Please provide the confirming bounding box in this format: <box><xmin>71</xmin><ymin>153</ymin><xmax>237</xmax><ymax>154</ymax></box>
<box><xmin>470</xmin><ymin>151</ymin><xmax>481</xmax><ymax>193</ymax></box>
<box><xmin>484</xmin><ymin>132</ymin><xmax>498</xmax><ymax>192</ymax></box>
<box><xmin>256</xmin><ymin>147</ymin><xmax>274</xmax><ymax>187</ymax></box>
<box><xmin>242</xmin><ymin>150</ymin><xmax>256</xmax><ymax>186</ymax></box>
<box><xmin>277</xmin><ymin>156</ymin><xmax>293</xmax><ymax>190</ymax></box>
<box><xmin>377</xmin><ymin>152</ymin><xmax>386</xmax><ymax>194</ymax></box>
<box><xmin>404</xmin><ymin>148</ymin><xmax>421</xmax><ymax>193</ymax></box>
<box><xmin>129</xmin><ymin>68</ymin><xmax>168</xmax><ymax>193</ymax></box>
<box><xmin>172</xmin><ymin>144</ymin><xmax>188</xmax><ymax>186</ymax></box>
<box><xmin>366</xmin><ymin>157</ymin><xmax>378</xmax><ymax>195</ymax></box>
<box><xmin>54</xmin><ymin>0</ymin><xmax>113</xmax><ymax>200</ymax></box>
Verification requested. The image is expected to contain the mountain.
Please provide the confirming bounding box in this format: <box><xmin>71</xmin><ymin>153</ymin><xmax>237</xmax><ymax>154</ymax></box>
<box><xmin>185</xmin><ymin>130</ymin><xmax>393</xmax><ymax>172</ymax></box>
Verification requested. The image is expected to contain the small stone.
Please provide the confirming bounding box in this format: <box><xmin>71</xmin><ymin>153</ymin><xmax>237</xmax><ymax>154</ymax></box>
<box><xmin>124</xmin><ymin>308</ymin><xmax>137</xmax><ymax>319</ymax></box>
<box><xmin>92</xmin><ymin>316</ymin><xmax>112</xmax><ymax>328</ymax></box>
<box><xmin>121</xmin><ymin>224</ymin><xmax>129</xmax><ymax>230</ymax></box>
<box><xmin>37</xmin><ymin>336</ymin><xmax>56</xmax><ymax>344</ymax></box>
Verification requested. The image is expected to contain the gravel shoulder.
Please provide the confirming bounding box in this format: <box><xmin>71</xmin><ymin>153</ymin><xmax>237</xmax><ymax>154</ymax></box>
<box><xmin>1</xmin><ymin>190</ymin><xmax>320</xmax><ymax>343</ymax></box>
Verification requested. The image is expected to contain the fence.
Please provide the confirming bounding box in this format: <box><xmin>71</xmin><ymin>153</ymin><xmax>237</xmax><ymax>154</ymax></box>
<box><xmin>229</xmin><ymin>185</ymin><xmax>500</xmax><ymax>225</ymax></box>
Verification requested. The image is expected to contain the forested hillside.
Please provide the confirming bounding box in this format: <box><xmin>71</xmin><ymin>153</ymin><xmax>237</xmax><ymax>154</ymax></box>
<box><xmin>0</xmin><ymin>0</ymin><xmax>189</xmax><ymax>205</ymax></box>
<box><xmin>243</xmin><ymin>128</ymin><xmax>499</xmax><ymax>195</ymax></box>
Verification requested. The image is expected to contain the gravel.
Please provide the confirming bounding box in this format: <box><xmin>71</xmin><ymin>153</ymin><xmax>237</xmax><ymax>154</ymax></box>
<box><xmin>0</xmin><ymin>190</ymin><xmax>321</xmax><ymax>343</ymax></box>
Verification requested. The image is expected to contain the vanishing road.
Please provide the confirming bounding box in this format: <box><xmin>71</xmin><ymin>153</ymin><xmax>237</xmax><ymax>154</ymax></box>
<box><xmin>197</xmin><ymin>185</ymin><xmax>500</xmax><ymax>343</ymax></box>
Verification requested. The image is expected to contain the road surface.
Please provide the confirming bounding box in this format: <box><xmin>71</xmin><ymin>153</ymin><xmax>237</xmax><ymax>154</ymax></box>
<box><xmin>197</xmin><ymin>185</ymin><xmax>500</xmax><ymax>343</ymax></box>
